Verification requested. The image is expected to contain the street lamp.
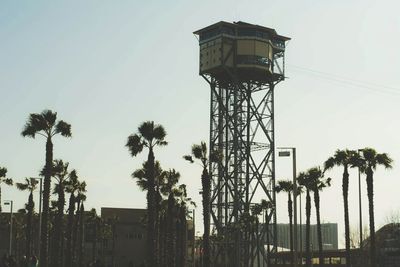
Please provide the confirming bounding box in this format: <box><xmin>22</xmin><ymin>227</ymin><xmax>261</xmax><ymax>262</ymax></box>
<box><xmin>4</xmin><ymin>200</ymin><xmax>13</xmax><ymax>256</ymax></box>
<box><xmin>277</xmin><ymin>147</ymin><xmax>298</xmax><ymax>267</ymax></box>
<box><xmin>30</xmin><ymin>177</ymin><xmax>43</xmax><ymax>256</ymax></box>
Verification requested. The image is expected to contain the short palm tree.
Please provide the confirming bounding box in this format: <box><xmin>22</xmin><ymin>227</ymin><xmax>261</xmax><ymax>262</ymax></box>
<box><xmin>308</xmin><ymin>167</ymin><xmax>331</xmax><ymax>267</ymax></box>
<box><xmin>275</xmin><ymin>180</ymin><xmax>295</xmax><ymax>266</ymax></box>
<box><xmin>65</xmin><ymin>170</ymin><xmax>84</xmax><ymax>267</ymax></box>
<box><xmin>126</xmin><ymin>121</ymin><xmax>167</xmax><ymax>267</ymax></box>
<box><xmin>0</xmin><ymin>167</ymin><xmax>13</xmax><ymax>213</ymax></box>
<box><xmin>184</xmin><ymin>141</ymin><xmax>219</xmax><ymax>267</ymax></box>
<box><xmin>16</xmin><ymin>177</ymin><xmax>39</xmax><ymax>257</ymax></box>
<box><xmin>51</xmin><ymin>159</ymin><xmax>70</xmax><ymax>267</ymax></box>
<box><xmin>356</xmin><ymin>148</ymin><xmax>393</xmax><ymax>267</ymax></box>
<box><xmin>297</xmin><ymin>171</ymin><xmax>313</xmax><ymax>267</ymax></box>
<box><xmin>324</xmin><ymin>149</ymin><xmax>359</xmax><ymax>267</ymax></box>
<box><xmin>260</xmin><ymin>199</ymin><xmax>273</xmax><ymax>265</ymax></box>
<box><xmin>21</xmin><ymin>110</ymin><xmax>71</xmax><ymax>267</ymax></box>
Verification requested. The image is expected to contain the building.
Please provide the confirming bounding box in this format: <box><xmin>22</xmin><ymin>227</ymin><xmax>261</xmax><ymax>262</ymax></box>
<box><xmin>273</xmin><ymin>223</ymin><xmax>338</xmax><ymax>251</ymax></box>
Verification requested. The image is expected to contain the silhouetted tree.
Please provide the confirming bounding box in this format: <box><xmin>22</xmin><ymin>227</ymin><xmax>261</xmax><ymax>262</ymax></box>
<box><xmin>16</xmin><ymin>178</ymin><xmax>39</xmax><ymax>258</ymax></box>
<box><xmin>308</xmin><ymin>167</ymin><xmax>331</xmax><ymax>266</ymax></box>
<box><xmin>184</xmin><ymin>142</ymin><xmax>219</xmax><ymax>267</ymax></box>
<box><xmin>0</xmin><ymin>167</ymin><xmax>13</xmax><ymax>214</ymax></box>
<box><xmin>356</xmin><ymin>148</ymin><xmax>393</xmax><ymax>267</ymax></box>
<box><xmin>324</xmin><ymin>149</ymin><xmax>359</xmax><ymax>267</ymax></box>
<box><xmin>21</xmin><ymin>110</ymin><xmax>71</xmax><ymax>267</ymax></box>
<box><xmin>126</xmin><ymin>121</ymin><xmax>167</xmax><ymax>267</ymax></box>
<box><xmin>275</xmin><ymin>180</ymin><xmax>295</xmax><ymax>266</ymax></box>
<box><xmin>65</xmin><ymin>170</ymin><xmax>85</xmax><ymax>267</ymax></box>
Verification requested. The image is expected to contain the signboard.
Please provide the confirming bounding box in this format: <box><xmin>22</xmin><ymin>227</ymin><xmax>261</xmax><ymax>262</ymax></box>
<box><xmin>278</xmin><ymin>151</ymin><xmax>291</xmax><ymax>157</ymax></box>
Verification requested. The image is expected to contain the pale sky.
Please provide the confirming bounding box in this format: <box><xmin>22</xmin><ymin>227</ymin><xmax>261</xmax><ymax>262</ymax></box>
<box><xmin>1</xmin><ymin>0</ymin><xmax>400</xmax><ymax>248</ymax></box>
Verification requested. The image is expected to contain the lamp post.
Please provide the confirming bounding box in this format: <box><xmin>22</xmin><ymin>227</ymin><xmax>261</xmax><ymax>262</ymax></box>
<box><xmin>30</xmin><ymin>177</ymin><xmax>43</xmax><ymax>256</ymax></box>
<box><xmin>4</xmin><ymin>200</ymin><xmax>13</xmax><ymax>255</ymax></box>
<box><xmin>278</xmin><ymin>147</ymin><xmax>298</xmax><ymax>267</ymax></box>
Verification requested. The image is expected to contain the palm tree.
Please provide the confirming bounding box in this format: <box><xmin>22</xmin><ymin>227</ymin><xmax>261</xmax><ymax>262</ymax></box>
<box><xmin>356</xmin><ymin>148</ymin><xmax>393</xmax><ymax>267</ymax></box>
<box><xmin>73</xmin><ymin>184</ymin><xmax>87</xmax><ymax>266</ymax></box>
<box><xmin>308</xmin><ymin>167</ymin><xmax>331</xmax><ymax>267</ymax></box>
<box><xmin>51</xmin><ymin>159</ymin><xmax>70</xmax><ymax>267</ymax></box>
<box><xmin>0</xmin><ymin>167</ymin><xmax>13</xmax><ymax>213</ymax></box>
<box><xmin>324</xmin><ymin>149</ymin><xmax>359</xmax><ymax>267</ymax></box>
<box><xmin>275</xmin><ymin>180</ymin><xmax>295</xmax><ymax>266</ymax></box>
<box><xmin>21</xmin><ymin>110</ymin><xmax>71</xmax><ymax>267</ymax></box>
<box><xmin>297</xmin><ymin>171</ymin><xmax>313</xmax><ymax>267</ymax></box>
<box><xmin>64</xmin><ymin>170</ymin><xmax>85</xmax><ymax>267</ymax></box>
<box><xmin>132</xmin><ymin>160</ymin><xmax>165</xmax><ymax>263</ymax></box>
<box><xmin>162</xmin><ymin>169</ymin><xmax>180</xmax><ymax>267</ymax></box>
<box><xmin>126</xmin><ymin>121</ymin><xmax>167</xmax><ymax>267</ymax></box>
<box><xmin>260</xmin><ymin>199</ymin><xmax>273</xmax><ymax>266</ymax></box>
<box><xmin>175</xmin><ymin>184</ymin><xmax>195</xmax><ymax>267</ymax></box>
<box><xmin>184</xmin><ymin>142</ymin><xmax>219</xmax><ymax>267</ymax></box>
<box><xmin>16</xmin><ymin>178</ymin><xmax>39</xmax><ymax>257</ymax></box>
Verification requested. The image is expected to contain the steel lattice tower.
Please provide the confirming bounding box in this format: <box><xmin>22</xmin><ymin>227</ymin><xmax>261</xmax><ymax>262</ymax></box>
<box><xmin>194</xmin><ymin>21</ymin><xmax>289</xmax><ymax>267</ymax></box>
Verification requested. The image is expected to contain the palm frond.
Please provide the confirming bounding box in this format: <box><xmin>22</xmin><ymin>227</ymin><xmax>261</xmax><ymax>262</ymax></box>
<box><xmin>16</xmin><ymin>182</ymin><xmax>29</xmax><ymax>191</ymax></box>
<box><xmin>183</xmin><ymin>155</ymin><xmax>194</xmax><ymax>163</ymax></box>
<box><xmin>126</xmin><ymin>134</ymin><xmax>144</xmax><ymax>157</ymax></box>
<box><xmin>42</xmin><ymin>110</ymin><xmax>57</xmax><ymax>127</ymax></box>
<box><xmin>376</xmin><ymin>153</ymin><xmax>393</xmax><ymax>169</ymax></box>
<box><xmin>54</xmin><ymin>120</ymin><xmax>72</xmax><ymax>137</ymax></box>
<box><xmin>0</xmin><ymin>167</ymin><xmax>7</xmax><ymax>177</ymax></box>
<box><xmin>191</xmin><ymin>144</ymin><xmax>203</xmax><ymax>160</ymax></box>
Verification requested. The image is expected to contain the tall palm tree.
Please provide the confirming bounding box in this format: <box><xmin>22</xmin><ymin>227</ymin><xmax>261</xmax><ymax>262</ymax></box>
<box><xmin>64</xmin><ymin>170</ymin><xmax>85</xmax><ymax>267</ymax></box>
<box><xmin>21</xmin><ymin>110</ymin><xmax>71</xmax><ymax>267</ymax></box>
<box><xmin>275</xmin><ymin>180</ymin><xmax>295</xmax><ymax>266</ymax></box>
<box><xmin>126</xmin><ymin>121</ymin><xmax>167</xmax><ymax>267</ymax></box>
<box><xmin>16</xmin><ymin>178</ymin><xmax>39</xmax><ymax>257</ymax></box>
<box><xmin>308</xmin><ymin>167</ymin><xmax>331</xmax><ymax>267</ymax></box>
<box><xmin>0</xmin><ymin>167</ymin><xmax>13</xmax><ymax>213</ymax></box>
<box><xmin>356</xmin><ymin>148</ymin><xmax>393</xmax><ymax>267</ymax></box>
<box><xmin>297</xmin><ymin>171</ymin><xmax>313</xmax><ymax>267</ymax></box>
<box><xmin>51</xmin><ymin>159</ymin><xmax>70</xmax><ymax>267</ymax></box>
<box><xmin>184</xmin><ymin>141</ymin><xmax>219</xmax><ymax>267</ymax></box>
<box><xmin>324</xmin><ymin>149</ymin><xmax>359</xmax><ymax>267</ymax></box>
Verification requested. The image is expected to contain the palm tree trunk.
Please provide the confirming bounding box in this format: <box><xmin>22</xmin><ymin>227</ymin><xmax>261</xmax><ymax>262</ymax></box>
<box><xmin>147</xmin><ymin>148</ymin><xmax>157</xmax><ymax>267</ymax></box>
<box><xmin>366</xmin><ymin>167</ymin><xmax>376</xmax><ymax>267</ymax></box>
<box><xmin>65</xmin><ymin>193</ymin><xmax>75</xmax><ymax>267</ymax></box>
<box><xmin>179</xmin><ymin>206</ymin><xmax>187</xmax><ymax>267</ymax></box>
<box><xmin>155</xmin><ymin>191</ymin><xmax>161</xmax><ymax>266</ymax></box>
<box><xmin>0</xmin><ymin>186</ymin><xmax>2</xmax><ymax>214</ymax></box>
<box><xmin>202</xmin><ymin>167</ymin><xmax>211</xmax><ymax>267</ymax></box>
<box><xmin>305</xmin><ymin>189</ymin><xmax>311</xmax><ymax>267</ymax></box>
<box><xmin>78</xmin><ymin>203</ymin><xmax>84</xmax><ymax>267</ymax></box>
<box><xmin>53</xmin><ymin>184</ymin><xmax>65</xmax><ymax>267</ymax></box>
<box><xmin>314</xmin><ymin>189</ymin><xmax>323</xmax><ymax>266</ymax></box>
<box><xmin>40</xmin><ymin>137</ymin><xmax>53</xmax><ymax>267</ymax></box>
<box><xmin>26</xmin><ymin>191</ymin><xmax>34</xmax><ymax>257</ymax></box>
<box><xmin>73</xmin><ymin>198</ymin><xmax>81</xmax><ymax>266</ymax></box>
<box><xmin>288</xmin><ymin>192</ymin><xmax>294</xmax><ymax>267</ymax></box>
<box><xmin>342</xmin><ymin>166</ymin><xmax>351</xmax><ymax>267</ymax></box>
<box><xmin>167</xmin><ymin>194</ymin><xmax>176</xmax><ymax>267</ymax></box>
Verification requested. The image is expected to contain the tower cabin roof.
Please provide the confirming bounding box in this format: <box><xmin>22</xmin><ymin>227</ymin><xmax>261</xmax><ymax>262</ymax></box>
<box><xmin>193</xmin><ymin>21</ymin><xmax>290</xmax><ymax>42</ymax></box>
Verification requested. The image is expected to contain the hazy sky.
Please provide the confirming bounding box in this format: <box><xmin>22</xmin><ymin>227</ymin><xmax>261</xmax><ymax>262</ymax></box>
<box><xmin>1</xmin><ymin>0</ymin><xmax>400</xmax><ymax>247</ymax></box>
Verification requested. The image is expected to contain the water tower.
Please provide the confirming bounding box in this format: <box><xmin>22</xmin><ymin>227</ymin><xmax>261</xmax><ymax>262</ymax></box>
<box><xmin>194</xmin><ymin>21</ymin><xmax>290</xmax><ymax>266</ymax></box>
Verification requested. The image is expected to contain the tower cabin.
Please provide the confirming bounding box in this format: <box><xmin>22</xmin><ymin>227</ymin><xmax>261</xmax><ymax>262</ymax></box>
<box><xmin>194</xmin><ymin>21</ymin><xmax>290</xmax><ymax>83</ymax></box>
